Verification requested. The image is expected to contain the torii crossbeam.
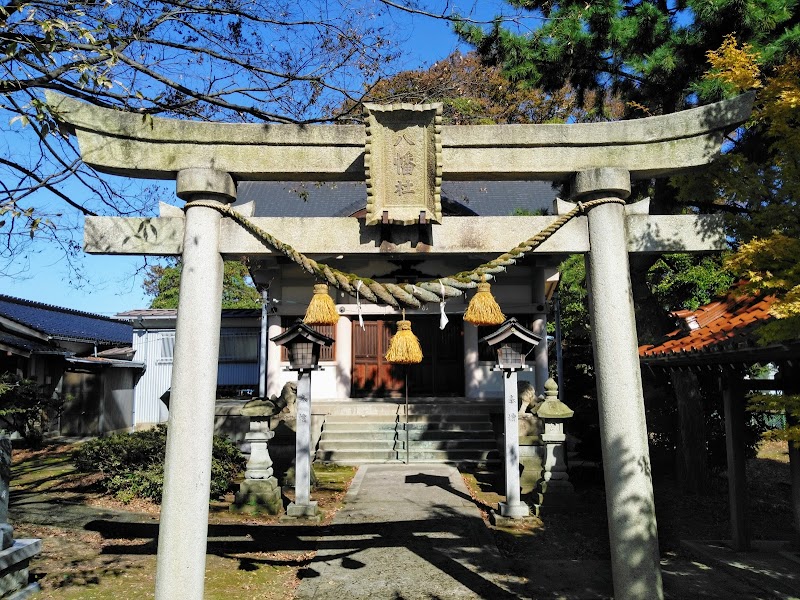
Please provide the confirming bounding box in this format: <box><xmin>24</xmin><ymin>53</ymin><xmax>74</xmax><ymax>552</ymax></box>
<box><xmin>49</xmin><ymin>91</ymin><xmax>754</xmax><ymax>600</ymax></box>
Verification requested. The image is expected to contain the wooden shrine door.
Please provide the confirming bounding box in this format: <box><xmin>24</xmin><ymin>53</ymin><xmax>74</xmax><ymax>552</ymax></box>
<box><xmin>352</xmin><ymin>316</ymin><xmax>464</xmax><ymax>397</ymax></box>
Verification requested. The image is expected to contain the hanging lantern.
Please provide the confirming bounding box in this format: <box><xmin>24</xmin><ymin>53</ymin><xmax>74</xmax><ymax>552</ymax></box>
<box><xmin>303</xmin><ymin>283</ymin><xmax>339</xmax><ymax>325</ymax></box>
<box><xmin>463</xmin><ymin>278</ymin><xmax>505</xmax><ymax>326</ymax></box>
<box><xmin>384</xmin><ymin>315</ymin><xmax>423</xmax><ymax>364</ymax></box>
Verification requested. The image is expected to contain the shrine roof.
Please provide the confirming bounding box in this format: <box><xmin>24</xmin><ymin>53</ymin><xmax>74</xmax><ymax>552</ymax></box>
<box><xmin>637</xmin><ymin>287</ymin><xmax>787</xmax><ymax>366</ymax></box>
<box><xmin>236</xmin><ymin>180</ymin><xmax>555</xmax><ymax>218</ymax></box>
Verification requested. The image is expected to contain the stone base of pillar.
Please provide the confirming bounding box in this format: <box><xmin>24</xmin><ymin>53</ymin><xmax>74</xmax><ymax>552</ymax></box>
<box><xmin>0</xmin><ymin>539</ymin><xmax>41</xmax><ymax>598</ymax></box>
<box><xmin>498</xmin><ymin>501</ymin><xmax>530</xmax><ymax>519</ymax></box>
<box><xmin>490</xmin><ymin>511</ymin><xmax>539</xmax><ymax>528</ymax></box>
<box><xmin>230</xmin><ymin>478</ymin><xmax>282</xmax><ymax>515</ymax></box>
<box><xmin>285</xmin><ymin>501</ymin><xmax>320</xmax><ymax>519</ymax></box>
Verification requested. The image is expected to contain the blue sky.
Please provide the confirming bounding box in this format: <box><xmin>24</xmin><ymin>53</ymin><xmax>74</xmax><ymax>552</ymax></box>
<box><xmin>2</xmin><ymin>1</ymin><xmax>535</xmax><ymax>317</ymax></box>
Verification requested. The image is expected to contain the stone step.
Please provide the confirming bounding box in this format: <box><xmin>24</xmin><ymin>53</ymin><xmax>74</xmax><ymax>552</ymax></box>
<box><xmin>316</xmin><ymin>438</ymin><xmax>496</xmax><ymax>451</ymax></box>
<box><xmin>321</xmin><ymin>413</ymin><xmax>492</xmax><ymax>424</ymax></box>
<box><xmin>315</xmin><ymin>448</ymin><xmax>500</xmax><ymax>463</ymax></box>
<box><xmin>313</xmin><ymin>400</ymin><xmax>502</xmax><ymax>417</ymax></box>
<box><xmin>317</xmin><ymin>429</ymin><xmax>495</xmax><ymax>442</ymax></box>
<box><xmin>317</xmin><ymin>447</ymin><xmax>499</xmax><ymax>462</ymax></box>
<box><xmin>321</xmin><ymin>421</ymin><xmax>492</xmax><ymax>432</ymax></box>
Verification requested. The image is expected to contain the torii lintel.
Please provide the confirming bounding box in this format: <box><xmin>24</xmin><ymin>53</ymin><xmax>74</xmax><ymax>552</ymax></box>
<box><xmin>46</xmin><ymin>91</ymin><xmax>754</xmax><ymax>182</ymax></box>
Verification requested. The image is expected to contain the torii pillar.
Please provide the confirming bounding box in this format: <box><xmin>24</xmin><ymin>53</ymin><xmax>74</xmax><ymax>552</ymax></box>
<box><xmin>572</xmin><ymin>168</ymin><xmax>663</xmax><ymax>599</ymax></box>
<box><xmin>154</xmin><ymin>169</ymin><xmax>235</xmax><ymax>599</ymax></box>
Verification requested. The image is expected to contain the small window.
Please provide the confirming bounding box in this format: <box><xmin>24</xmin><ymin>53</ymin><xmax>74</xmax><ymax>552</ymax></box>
<box><xmin>219</xmin><ymin>332</ymin><xmax>259</xmax><ymax>362</ymax></box>
<box><xmin>159</xmin><ymin>333</ymin><xmax>175</xmax><ymax>362</ymax></box>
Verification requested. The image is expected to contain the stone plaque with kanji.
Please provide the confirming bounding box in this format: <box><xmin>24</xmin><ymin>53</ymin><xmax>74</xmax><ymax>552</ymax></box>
<box><xmin>363</xmin><ymin>103</ymin><xmax>442</xmax><ymax>226</ymax></box>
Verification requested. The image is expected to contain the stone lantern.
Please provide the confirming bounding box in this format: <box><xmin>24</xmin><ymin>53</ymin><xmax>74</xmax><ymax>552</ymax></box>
<box><xmin>271</xmin><ymin>320</ymin><xmax>333</xmax><ymax>518</ymax></box>
<box><xmin>480</xmin><ymin>318</ymin><xmax>541</xmax><ymax>519</ymax></box>
<box><xmin>534</xmin><ymin>378</ymin><xmax>575</xmax><ymax>515</ymax></box>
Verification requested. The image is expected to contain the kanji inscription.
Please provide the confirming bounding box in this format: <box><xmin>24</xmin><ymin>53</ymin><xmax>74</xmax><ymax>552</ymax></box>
<box><xmin>364</xmin><ymin>103</ymin><xmax>442</xmax><ymax>226</ymax></box>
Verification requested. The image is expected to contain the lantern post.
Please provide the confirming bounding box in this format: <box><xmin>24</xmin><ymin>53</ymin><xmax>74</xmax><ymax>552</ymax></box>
<box><xmin>480</xmin><ymin>318</ymin><xmax>541</xmax><ymax>519</ymax></box>
<box><xmin>271</xmin><ymin>320</ymin><xmax>333</xmax><ymax>517</ymax></box>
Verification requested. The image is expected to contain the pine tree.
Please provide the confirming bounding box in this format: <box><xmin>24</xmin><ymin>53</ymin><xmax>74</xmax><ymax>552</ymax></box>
<box><xmin>456</xmin><ymin>0</ymin><xmax>800</xmax><ymax>117</ymax></box>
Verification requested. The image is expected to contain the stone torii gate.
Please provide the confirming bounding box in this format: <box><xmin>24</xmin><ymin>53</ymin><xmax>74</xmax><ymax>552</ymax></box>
<box><xmin>48</xmin><ymin>91</ymin><xmax>753</xmax><ymax>600</ymax></box>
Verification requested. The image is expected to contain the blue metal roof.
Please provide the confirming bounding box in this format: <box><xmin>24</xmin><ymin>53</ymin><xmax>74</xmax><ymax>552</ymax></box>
<box><xmin>0</xmin><ymin>295</ymin><xmax>133</xmax><ymax>345</ymax></box>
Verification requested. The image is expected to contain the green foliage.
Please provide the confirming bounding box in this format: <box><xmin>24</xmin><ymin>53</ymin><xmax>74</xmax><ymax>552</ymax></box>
<box><xmin>0</xmin><ymin>372</ymin><xmax>62</xmax><ymax>448</ymax></box>
<box><xmin>646</xmin><ymin>254</ymin><xmax>735</xmax><ymax>312</ymax></box>
<box><xmin>748</xmin><ymin>393</ymin><xmax>800</xmax><ymax>442</ymax></box>
<box><xmin>646</xmin><ymin>370</ymin><xmax>772</xmax><ymax>472</ymax></box>
<box><xmin>74</xmin><ymin>426</ymin><xmax>245</xmax><ymax>503</ymax></box>
<box><xmin>557</xmin><ymin>255</ymin><xmax>591</xmax><ymax>344</ymax></box>
<box><xmin>457</xmin><ymin>0</ymin><xmax>798</xmax><ymax>116</ymax></box>
<box><xmin>144</xmin><ymin>259</ymin><xmax>261</xmax><ymax>309</ymax></box>
<box><xmin>552</xmin><ymin>255</ymin><xmax>602</xmax><ymax>459</ymax></box>
<box><xmin>510</xmin><ymin>207</ymin><xmax>548</xmax><ymax>216</ymax></box>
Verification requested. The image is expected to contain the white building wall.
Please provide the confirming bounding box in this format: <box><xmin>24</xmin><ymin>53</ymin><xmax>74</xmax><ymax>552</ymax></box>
<box><xmin>132</xmin><ymin>326</ymin><xmax>261</xmax><ymax>427</ymax></box>
<box><xmin>269</xmin><ymin>360</ymin><xmax>340</xmax><ymax>400</ymax></box>
<box><xmin>132</xmin><ymin>329</ymin><xmax>172</xmax><ymax>427</ymax></box>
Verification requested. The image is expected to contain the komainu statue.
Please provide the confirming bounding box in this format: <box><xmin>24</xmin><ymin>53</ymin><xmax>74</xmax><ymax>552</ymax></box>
<box><xmin>241</xmin><ymin>382</ymin><xmax>298</xmax><ymax>417</ymax></box>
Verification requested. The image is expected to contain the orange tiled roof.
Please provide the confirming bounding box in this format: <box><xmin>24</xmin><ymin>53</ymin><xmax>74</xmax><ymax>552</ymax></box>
<box><xmin>638</xmin><ymin>290</ymin><xmax>776</xmax><ymax>359</ymax></box>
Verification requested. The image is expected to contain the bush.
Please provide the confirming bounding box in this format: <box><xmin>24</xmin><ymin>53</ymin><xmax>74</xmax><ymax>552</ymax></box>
<box><xmin>74</xmin><ymin>426</ymin><xmax>245</xmax><ymax>503</ymax></box>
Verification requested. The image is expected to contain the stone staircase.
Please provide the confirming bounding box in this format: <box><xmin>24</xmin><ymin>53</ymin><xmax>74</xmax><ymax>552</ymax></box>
<box><xmin>313</xmin><ymin>400</ymin><xmax>500</xmax><ymax>468</ymax></box>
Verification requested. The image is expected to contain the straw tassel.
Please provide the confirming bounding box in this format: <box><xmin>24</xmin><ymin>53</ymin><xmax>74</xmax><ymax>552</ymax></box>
<box><xmin>463</xmin><ymin>278</ymin><xmax>505</xmax><ymax>326</ymax></box>
<box><xmin>384</xmin><ymin>313</ymin><xmax>423</xmax><ymax>364</ymax></box>
<box><xmin>303</xmin><ymin>283</ymin><xmax>339</xmax><ymax>325</ymax></box>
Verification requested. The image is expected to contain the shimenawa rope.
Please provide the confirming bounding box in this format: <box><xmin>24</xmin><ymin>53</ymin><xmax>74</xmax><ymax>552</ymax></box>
<box><xmin>184</xmin><ymin>197</ymin><xmax>625</xmax><ymax>309</ymax></box>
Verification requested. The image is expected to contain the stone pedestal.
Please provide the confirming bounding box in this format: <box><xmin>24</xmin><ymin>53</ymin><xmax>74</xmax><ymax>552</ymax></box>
<box><xmin>534</xmin><ymin>379</ymin><xmax>575</xmax><ymax>515</ymax></box>
<box><xmin>231</xmin><ymin>418</ymin><xmax>282</xmax><ymax>515</ymax></box>
<box><xmin>0</xmin><ymin>439</ymin><xmax>13</xmax><ymax>551</ymax></box>
<box><xmin>232</xmin><ymin>479</ymin><xmax>282</xmax><ymax>515</ymax></box>
<box><xmin>518</xmin><ymin>414</ymin><xmax>544</xmax><ymax>495</ymax></box>
<box><xmin>286</xmin><ymin>501</ymin><xmax>319</xmax><ymax>518</ymax></box>
<box><xmin>0</xmin><ymin>539</ymin><xmax>41</xmax><ymax>598</ymax></box>
<box><xmin>0</xmin><ymin>439</ymin><xmax>41</xmax><ymax>599</ymax></box>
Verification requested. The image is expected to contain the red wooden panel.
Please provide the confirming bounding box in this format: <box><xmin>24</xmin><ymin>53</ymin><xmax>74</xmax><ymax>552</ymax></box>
<box><xmin>352</xmin><ymin>316</ymin><xmax>464</xmax><ymax>397</ymax></box>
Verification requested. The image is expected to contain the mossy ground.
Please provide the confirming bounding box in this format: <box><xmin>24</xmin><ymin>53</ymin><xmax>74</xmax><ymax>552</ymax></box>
<box><xmin>9</xmin><ymin>438</ymin><xmax>796</xmax><ymax>598</ymax></box>
<box><xmin>10</xmin><ymin>444</ymin><xmax>357</xmax><ymax>599</ymax></box>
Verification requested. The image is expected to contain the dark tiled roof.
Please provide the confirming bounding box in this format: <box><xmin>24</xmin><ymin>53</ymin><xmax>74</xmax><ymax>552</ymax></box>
<box><xmin>0</xmin><ymin>330</ymin><xmax>54</xmax><ymax>354</ymax></box>
<box><xmin>638</xmin><ymin>290</ymin><xmax>776</xmax><ymax>359</ymax></box>
<box><xmin>0</xmin><ymin>295</ymin><xmax>133</xmax><ymax>345</ymax></box>
<box><xmin>236</xmin><ymin>181</ymin><xmax>557</xmax><ymax>218</ymax></box>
